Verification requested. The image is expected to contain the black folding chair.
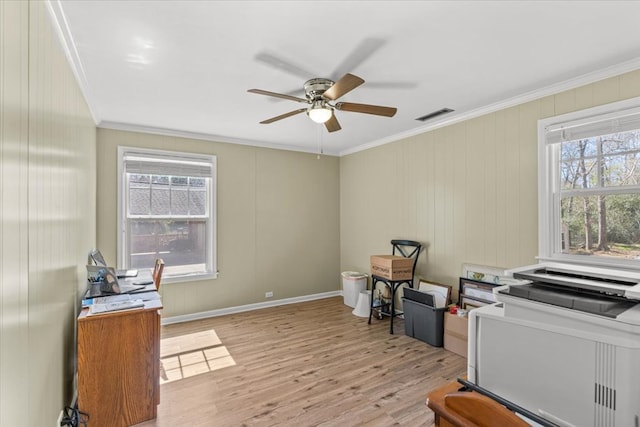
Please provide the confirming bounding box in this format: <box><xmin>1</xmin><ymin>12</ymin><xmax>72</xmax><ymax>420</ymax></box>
<box><xmin>368</xmin><ymin>240</ymin><xmax>422</xmax><ymax>334</ymax></box>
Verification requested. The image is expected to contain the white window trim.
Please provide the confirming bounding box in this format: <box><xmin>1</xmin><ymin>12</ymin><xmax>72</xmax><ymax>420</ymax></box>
<box><xmin>538</xmin><ymin>96</ymin><xmax>640</xmax><ymax>271</ymax></box>
<box><xmin>117</xmin><ymin>146</ymin><xmax>218</xmax><ymax>283</ymax></box>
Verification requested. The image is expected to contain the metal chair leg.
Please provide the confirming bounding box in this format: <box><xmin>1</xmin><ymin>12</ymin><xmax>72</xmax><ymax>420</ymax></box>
<box><xmin>368</xmin><ymin>279</ymin><xmax>375</xmax><ymax>325</ymax></box>
<box><xmin>389</xmin><ymin>285</ymin><xmax>396</xmax><ymax>334</ymax></box>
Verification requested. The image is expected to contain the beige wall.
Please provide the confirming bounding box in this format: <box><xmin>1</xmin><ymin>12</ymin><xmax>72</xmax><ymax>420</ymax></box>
<box><xmin>340</xmin><ymin>69</ymin><xmax>640</xmax><ymax>301</ymax></box>
<box><xmin>96</xmin><ymin>129</ymin><xmax>341</xmax><ymax>318</ymax></box>
<box><xmin>0</xmin><ymin>1</ymin><xmax>96</xmax><ymax>426</ymax></box>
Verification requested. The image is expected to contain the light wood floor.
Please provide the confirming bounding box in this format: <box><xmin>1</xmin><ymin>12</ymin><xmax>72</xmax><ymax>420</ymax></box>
<box><xmin>138</xmin><ymin>296</ymin><xmax>466</xmax><ymax>427</ymax></box>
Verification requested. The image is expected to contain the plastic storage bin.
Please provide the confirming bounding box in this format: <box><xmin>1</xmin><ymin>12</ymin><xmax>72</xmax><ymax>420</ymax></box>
<box><xmin>341</xmin><ymin>271</ymin><xmax>368</xmax><ymax>308</ymax></box>
<box><xmin>402</xmin><ymin>298</ymin><xmax>446</xmax><ymax>347</ymax></box>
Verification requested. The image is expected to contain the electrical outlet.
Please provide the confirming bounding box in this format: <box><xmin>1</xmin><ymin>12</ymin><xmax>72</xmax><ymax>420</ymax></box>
<box><xmin>265</xmin><ymin>291</ymin><xmax>273</xmax><ymax>298</ymax></box>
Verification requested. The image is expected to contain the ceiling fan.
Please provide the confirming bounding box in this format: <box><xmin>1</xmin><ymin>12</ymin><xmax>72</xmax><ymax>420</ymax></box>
<box><xmin>248</xmin><ymin>73</ymin><xmax>397</xmax><ymax>133</ymax></box>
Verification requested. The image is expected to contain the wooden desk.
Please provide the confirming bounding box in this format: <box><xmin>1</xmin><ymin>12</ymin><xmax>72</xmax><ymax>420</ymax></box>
<box><xmin>426</xmin><ymin>380</ymin><xmax>529</xmax><ymax>427</ymax></box>
<box><xmin>77</xmin><ymin>299</ymin><xmax>162</xmax><ymax>426</ymax></box>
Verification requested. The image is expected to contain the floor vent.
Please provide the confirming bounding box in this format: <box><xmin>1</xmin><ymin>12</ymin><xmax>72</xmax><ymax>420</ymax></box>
<box><xmin>594</xmin><ymin>383</ymin><xmax>616</xmax><ymax>410</ymax></box>
<box><xmin>415</xmin><ymin>108</ymin><xmax>454</xmax><ymax>122</ymax></box>
<box><xmin>594</xmin><ymin>342</ymin><xmax>616</xmax><ymax>426</ymax></box>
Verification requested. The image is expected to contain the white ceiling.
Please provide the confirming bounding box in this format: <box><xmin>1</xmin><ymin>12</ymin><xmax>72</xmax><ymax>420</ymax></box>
<box><xmin>50</xmin><ymin>1</ymin><xmax>640</xmax><ymax>156</ymax></box>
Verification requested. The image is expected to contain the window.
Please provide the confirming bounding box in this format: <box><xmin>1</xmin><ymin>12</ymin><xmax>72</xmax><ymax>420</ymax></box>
<box><xmin>118</xmin><ymin>147</ymin><xmax>217</xmax><ymax>281</ymax></box>
<box><xmin>538</xmin><ymin>97</ymin><xmax>640</xmax><ymax>269</ymax></box>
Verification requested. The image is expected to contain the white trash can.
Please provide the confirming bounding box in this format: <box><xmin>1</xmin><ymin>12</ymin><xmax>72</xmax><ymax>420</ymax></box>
<box><xmin>352</xmin><ymin>290</ymin><xmax>371</xmax><ymax>318</ymax></box>
<box><xmin>341</xmin><ymin>271</ymin><xmax>368</xmax><ymax>308</ymax></box>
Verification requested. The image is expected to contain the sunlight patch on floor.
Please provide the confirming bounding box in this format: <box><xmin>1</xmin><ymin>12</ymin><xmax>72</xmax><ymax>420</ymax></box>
<box><xmin>160</xmin><ymin>328</ymin><xmax>236</xmax><ymax>384</ymax></box>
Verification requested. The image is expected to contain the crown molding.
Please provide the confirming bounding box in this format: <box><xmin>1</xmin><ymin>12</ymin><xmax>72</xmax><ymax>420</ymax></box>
<box><xmin>98</xmin><ymin>121</ymin><xmax>340</xmax><ymax>157</ymax></box>
<box><xmin>340</xmin><ymin>56</ymin><xmax>640</xmax><ymax>156</ymax></box>
<box><xmin>46</xmin><ymin>0</ymin><xmax>100</xmax><ymax>124</ymax></box>
<box><xmin>46</xmin><ymin>0</ymin><xmax>640</xmax><ymax>158</ymax></box>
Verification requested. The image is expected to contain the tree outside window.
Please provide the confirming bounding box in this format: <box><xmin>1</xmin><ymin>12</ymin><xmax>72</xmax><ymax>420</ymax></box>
<box><xmin>559</xmin><ymin>131</ymin><xmax>640</xmax><ymax>259</ymax></box>
<box><xmin>540</xmin><ymin>99</ymin><xmax>640</xmax><ymax>268</ymax></box>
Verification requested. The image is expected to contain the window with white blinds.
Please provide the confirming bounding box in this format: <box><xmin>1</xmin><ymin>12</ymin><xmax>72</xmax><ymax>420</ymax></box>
<box><xmin>118</xmin><ymin>147</ymin><xmax>217</xmax><ymax>280</ymax></box>
<box><xmin>538</xmin><ymin>97</ymin><xmax>640</xmax><ymax>269</ymax></box>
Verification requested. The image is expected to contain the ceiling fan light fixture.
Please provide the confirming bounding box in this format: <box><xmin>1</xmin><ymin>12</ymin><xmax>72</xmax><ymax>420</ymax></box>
<box><xmin>307</xmin><ymin>102</ymin><xmax>333</xmax><ymax>124</ymax></box>
<box><xmin>249</xmin><ymin>73</ymin><xmax>396</xmax><ymax>132</ymax></box>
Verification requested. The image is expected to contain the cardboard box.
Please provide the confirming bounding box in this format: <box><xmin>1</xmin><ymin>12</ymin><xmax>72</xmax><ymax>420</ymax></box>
<box><xmin>370</xmin><ymin>255</ymin><xmax>413</xmax><ymax>280</ymax></box>
<box><xmin>444</xmin><ymin>331</ymin><xmax>468</xmax><ymax>358</ymax></box>
<box><xmin>444</xmin><ymin>312</ymin><xmax>468</xmax><ymax>338</ymax></box>
<box><xmin>444</xmin><ymin>312</ymin><xmax>468</xmax><ymax>358</ymax></box>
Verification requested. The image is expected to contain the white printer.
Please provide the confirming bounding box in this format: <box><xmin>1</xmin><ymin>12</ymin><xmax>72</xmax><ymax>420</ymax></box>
<box><xmin>467</xmin><ymin>262</ymin><xmax>640</xmax><ymax>427</ymax></box>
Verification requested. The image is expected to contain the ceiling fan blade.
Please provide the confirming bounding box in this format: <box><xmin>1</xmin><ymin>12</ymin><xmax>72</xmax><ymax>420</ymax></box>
<box><xmin>248</xmin><ymin>89</ymin><xmax>308</xmax><ymax>104</ymax></box>
<box><xmin>364</xmin><ymin>81</ymin><xmax>418</xmax><ymax>90</ymax></box>
<box><xmin>322</xmin><ymin>73</ymin><xmax>365</xmax><ymax>101</ymax></box>
<box><xmin>259</xmin><ymin>108</ymin><xmax>307</xmax><ymax>124</ymax></box>
<box><xmin>264</xmin><ymin>88</ymin><xmax>305</xmax><ymax>103</ymax></box>
<box><xmin>254</xmin><ymin>51</ymin><xmax>314</xmax><ymax>80</ymax></box>
<box><xmin>324</xmin><ymin>114</ymin><xmax>341</xmax><ymax>133</ymax></box>
<box><xmin>331</xmin><ymin>38</ymin><xmax>386</xmax><ymax>81</ymax></box>
<box><xmin>336</xmin><ymin>102</ymin><xmax>397</xmax><ymax>117</ymax></box>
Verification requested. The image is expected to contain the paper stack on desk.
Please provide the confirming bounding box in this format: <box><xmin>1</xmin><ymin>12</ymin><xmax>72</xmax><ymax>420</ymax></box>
<box><xmin>82</xmin><ymin>291</ymin><xmax>160</xmax><ymax>308</ymax></box>
<box><xmin>89</xmin><ymin>299</ymin><xmax>145</xmax><ymax>315</ymax></box>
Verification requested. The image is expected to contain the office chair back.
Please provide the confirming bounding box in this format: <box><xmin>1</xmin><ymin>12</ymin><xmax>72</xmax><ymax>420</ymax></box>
<box><xmin>444</xmin><ymin>392</ymin><xmax>530</xmax><ymax>426</ymax></box>
<box><xmin>153</xmin><ymin>258</ymin><xmax>165</xmax><ymax>291</ymax></box>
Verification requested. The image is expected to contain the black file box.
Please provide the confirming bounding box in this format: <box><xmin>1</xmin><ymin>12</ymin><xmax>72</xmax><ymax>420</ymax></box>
<box><xmin>402</xmin><ymin>298</ymin><xmax>446</xmax><ymax>347</ymax></box>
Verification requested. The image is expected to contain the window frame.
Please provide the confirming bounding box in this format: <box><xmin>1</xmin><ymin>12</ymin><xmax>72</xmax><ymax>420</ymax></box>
<box><xmin>538</xmin><ymin>96</ymin><xmax>640</xmax><ymax>271</ymax></box>
<box><xmin>117</xmin><ymin>146</ymin><xmax>218</xmax><ymax>282</ymax></box>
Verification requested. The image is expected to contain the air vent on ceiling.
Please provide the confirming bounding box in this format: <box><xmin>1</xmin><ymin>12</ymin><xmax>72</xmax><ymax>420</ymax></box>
<box><xmin>415</xmin><ymin>108</ymin><xmax>454</xmax><ymax>122</ymax></box>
